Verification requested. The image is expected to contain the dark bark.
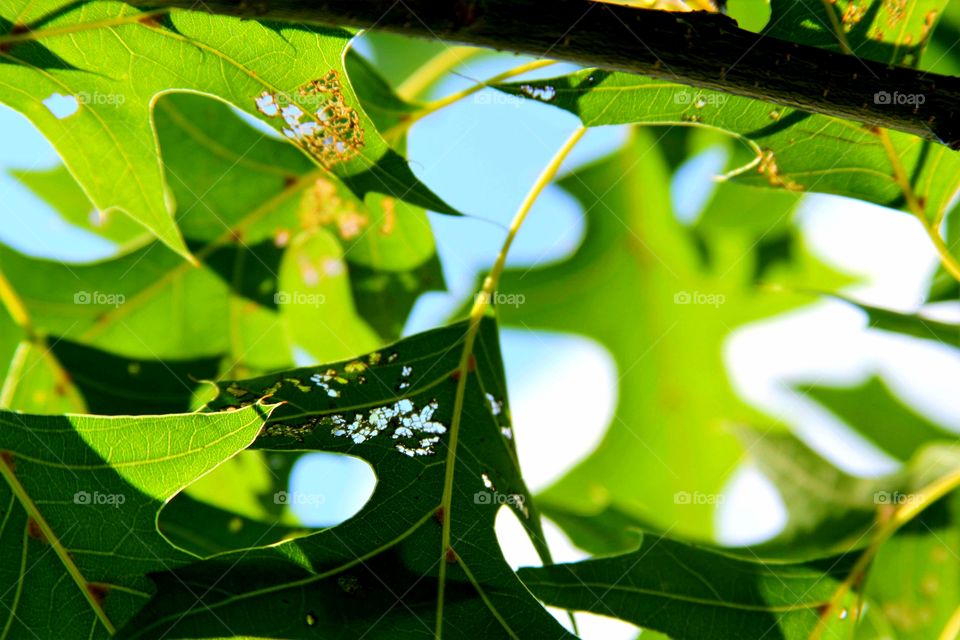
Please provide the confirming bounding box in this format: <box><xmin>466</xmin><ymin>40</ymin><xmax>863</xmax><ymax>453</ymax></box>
<box><xmin>129</xmin><ymin>0</ymin><xmax>960</xmax><ymax>149</ymax></box>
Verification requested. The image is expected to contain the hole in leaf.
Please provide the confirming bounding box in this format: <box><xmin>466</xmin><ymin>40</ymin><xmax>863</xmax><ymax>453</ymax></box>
<box><xmin>42</xmin><ymin>93</ymin><xmax>79</xmax><ymax>119</ymax></box>
<box><xmin>288</xmin><ymin>452</ymin><xmax>376</xmax><ymax>527</ymax></box>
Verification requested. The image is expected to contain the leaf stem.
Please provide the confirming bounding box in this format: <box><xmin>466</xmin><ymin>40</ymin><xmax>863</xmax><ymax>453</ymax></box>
<box><xmin>810</xmin><ymin>465</ymin><xmax>960</xmax><ymax>639</ymax></box>
<box><xmin>876</xmin><ymin>129</ymin><xmax>960</xmax><ymax>282</ymax></box>
<box><xmin>0</xmin><ymin>449</ymin><xmax>116</xmax><ymax>634</ymax></box>
<box><xmin>396</xmin><ymin>46</ymin><xmax>484</xmax><ymax>101</ymax></box>
<box><xmin>434</xmin><ymin>125</ymin><xmax>585</xmax><ymax>638</ymax></box>
<box><xmin>819</xmin><ymin>0</ymin><xmax>853</xmax><ymax>55</ymax></box>
<box><xmin>386</xmin><ymin>58</ymin><xmax>557</xmax><ymax>142</ymax></box>
<box><xmin>939</xmin><ymin>605</ymin><xmax>960</xmax><ymax>640</ymax></box>
<box><xmin>0</xmin><ymin>270</ymin><xmax>32</xmax><ymax>333</ymax></box>
<box><xmin>0</xmin><ymin>10</ymin><xmax>169</xmax><ymax>45</ymax></box>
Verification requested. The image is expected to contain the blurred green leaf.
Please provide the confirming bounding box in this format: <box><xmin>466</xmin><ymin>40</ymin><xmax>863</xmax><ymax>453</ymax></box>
<box><xmin>858</xmin><ymin>491</ymin><xmax>960</xmax><ymax>640</ymax></box>
<box><xmin>10</xmin><ymin>164</ymin><xmax>150</xmax><ymax>252</ymax></box>
<box><xmin>0</xmin><ymin>93</ymin><xmax>443</xmax><ymax>387</ymax></box>
<box><xmin>159</xmin><ymin>493</ymin><xmax>306</xmax><ymax>557</ymax></box>
<box><xmin>832</xmin><ymin>294</ymin><xmax>960</xmax><ymax>350</ymax></box>
<box><xmin>799</xmin><ymin>376</ymin><xmax>955</xmax><ymax>461</ymax></box>
<box><xmin>487</xmin><ymin>129</ymin><xmax>848</xmax><ymax>539</ymax></box>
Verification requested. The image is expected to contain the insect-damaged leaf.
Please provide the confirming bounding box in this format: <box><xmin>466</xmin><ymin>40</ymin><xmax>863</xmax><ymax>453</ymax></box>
<box><xmin>0</xmin><ymin>0</ymin><xmax>457</xmax><ymax>260</ymax></box>
<box><xmin>764</xmin><ymin>0</ymin><xmax>948</xmax><ymax>66</ymax></box>
<box><xmin>119</xmin><ymin>318</ymin><xmax>573</xmax><ymax>639</ymax></box>
<box><xmin>0</xmin><ymin>404</ymin><xmax>272</xmax><ymax>638</ymax></box>
<box><xmin>495</xmin><ymin>70</ymin><xmax>960</xmax><ymax>224</ymax></box>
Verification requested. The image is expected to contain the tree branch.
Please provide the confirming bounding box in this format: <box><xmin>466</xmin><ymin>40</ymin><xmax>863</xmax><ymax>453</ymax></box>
<box><xmin>130</xmin><ymin>0</ymin><xmax>960</xmax><ymax>149</ymax></box>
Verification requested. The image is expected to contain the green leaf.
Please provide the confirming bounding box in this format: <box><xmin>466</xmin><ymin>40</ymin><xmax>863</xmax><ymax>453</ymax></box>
<box><xmin>738</xmin><ymin>429</ymin><xmax>884</xmax><ymax>554</ymax></box>
<box><xmin>536</xmin><ymin>501</ymin><xmax>656</xmax><ymax>556</ymax></box>
<box><xmin>10</xmin><ymin>164</ymin><xmax>150</xmax><ymax>252</ymax></box>
<box><xmin>46</xmin><ymin>337</ymin><xmax>221</xmax><ymax>415</ymax></box>
<box><xmin>831</xmin><ymin>294</ymin><xmax>960</xmax><ymax>350</ymax></box>
<box><xmin>0</xmin><ymin>92</ymin><xmax>443</xmax><ymax>383</ymax></box>
<box><xmin>0</xmin><ymin>403</ymin><xmax>272</xmax><ymax>637</ymax></box>
<box><xmin>485</xmin><ymin>129</ymin><xmax>849</xmax><ymax>538</ymax></box>
<box><xmin>744</xmin><ymin>430</ymin><xmax>960</xmax><ymax>636</ymax></box>
<box><xmin>765</xmin><ymin>0</ymin><xmax>948</xmax><ymax>66</ymax></box>
<box><xmin>742</xmin><ymin>428</ymin><xmax>960</xmax><ymax>555</ymax></box>
<box><xmin>859</xmin><ymin>491</ymin><xmax>960</xmax><ymax>639</ymax></box>
<box><xmin>927</xmin><ymin>205</ymin><xmax>960</xmax><ymax>302</ymax></box>
<box><xmin>0</xmin><ymin>1</ymin><xmax>457</xmax><ymax>260</ymax></box>
<box><xmin>158</xmin><ymin>493</ymin><xmax>306</xmax><ymax>557</ymax></box>
<box><xmin>517</xmin><ymin>532</ymin><xmax>858</xmax><ymax>640</ymax></box>
<box><xmin>495</xmin><ymin>70</ymin><xmax>960</xmax><ymax>222</ymax></box>
<box><xmin>798</xmin><ymin>376</ymin><xmax>954</xmax><ymax>461</ymax></box>
<box><xmin>120</xmin><ymin>319</ymin><xmax>573</xmax><ymax>639</ymax></box>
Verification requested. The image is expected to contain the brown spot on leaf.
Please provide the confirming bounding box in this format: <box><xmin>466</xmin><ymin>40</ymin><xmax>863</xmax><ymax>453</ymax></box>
<box><xmin>138</xmin><ymin>15</ymin><xmax>162</xmax><ymax>28</ymax></box>
<box><xmin>758</xmin><ymin>148</ymin><xmax>803</xmax><ymax>191</ymax></box>
<box><xmin>27</xmin><ymin>518</ymin><xmax>46</xmax><ymax>542</ymax></box>
<box><xmin>87</xmin><ymin>583</ymin><xmax>109</xmax><ymax>606</ymax></box>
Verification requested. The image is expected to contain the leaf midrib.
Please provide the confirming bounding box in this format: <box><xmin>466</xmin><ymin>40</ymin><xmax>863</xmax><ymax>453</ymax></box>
<box><xmin>0</xmin><ymin>452</ymin><xmax>115</xmax><ymax>634</ymax></box>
